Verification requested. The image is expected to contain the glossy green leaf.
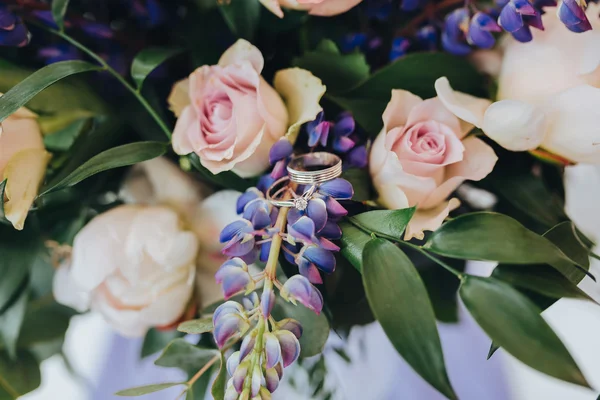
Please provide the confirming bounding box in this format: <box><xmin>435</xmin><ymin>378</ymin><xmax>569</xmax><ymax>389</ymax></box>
<box><xmin>339</xmin><ymin>221</ymin><xmax>371</xmax><ymax>272</ymax></box>
<box><xmin>293</xmin><ymin>40</ymin><xmax>370</xmax><ymax>92</ymax></box>
<box><xmin>115</xmin><ymin>382</ymin><xmax>185</xmax><ymax>397</ymax></box>
<box><xmin>0</xmin><ymin>61</ymin><xmax>102</xmax><ymax>123</ymax></box>
<box><xmin>341</xmin><ymin>168</ymin><xmax>371</xmax><ymax>202</ymax></box>
<box><xmin>349</xmin><ymin>207</ymin><xmax>416</xmax><ymax>241</ymax></box>
<box><xmin>41</xmin><ymin>141</ymin><xmax>168</xmax><ymax>195</ymax></box>
<box><xmin>0</xmin><ymin>350</ymin><xmax>41</xmax><ymax>399</ymax></box>
<box><xmin>18</xmin><ymin>302</ymin><xmax>76</xmax><ymax>347</ymax></box>
<box><xmin>177</xmin><ymin>318</ymin><xmax>213</xmax><ymax>335</ymax></box>
<box><xmin>219</xmin><ymin>0</ymin><xmax>261</xmax><ymax>40</ymax></box>
<box><xmin>211</xmin><ymin>353</ymin><xmax>227</xmax><ymax>400</ymax></box>
<box><xmin>43</xmin><ymin>118</ymin><xmax>89</xmax><ymax>152</ymax></box>
<box><xmin>424</xmin><ymin>212</ymin><xmax>588</xmax><ymax>281</ymax></box>
<box><xmin>543</xmin><ymin>221</ymin><xmax>590</xmax><ymax>283</ymax></box>
<box><xmin>187</xmin><ymin>154</ymin><xmax>254</xmax><ymax>192</ymax></box>
<box><xmin>131</xmin><ymin>48</ymin><xmax>181</xmax><ymax>89</ymax></box>
<box><xmin>363</xmin><ymin>239</ymin><xmax>456</xmax><ymax>399</ymax></box>
<box><xmin>0</xmin><ymin>287</ymin><xmax>28</xmax><ymax>359</ymax></box>
<box><xmin>141</xmin><ymin>329</ymin><xmax>182</xmax><ymax>358</ymax></box>
<box><xmin>51</xmin><ymin>0</ymin><xmax>70</xmax><ymax>31</ymax></box>
<box><xmin>155</xmin><ymin>339</ymin><xmax>218</xmax><ymax>374</ymax></box>
<box><xmin>460</xmin><ymin>276</ymin><xmax>589</xmax><ymax>387</ymax></box>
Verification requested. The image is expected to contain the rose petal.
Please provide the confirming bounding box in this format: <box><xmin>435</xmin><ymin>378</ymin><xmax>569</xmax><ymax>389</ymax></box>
<box><xmin>481</xmin><ymin>99</ymin><xmax>547</xmax><ymax>151</ymax></box>
<box><xmin>52</xmin><ymin>262</ymin><xmax>91</xmax><ymax>313</ymax></box>
<box><xmin>168</xmin><ymin>78</ymin><xmax>190</xmax><ymax>117</ymax></box>
<box><xmin>171</xmin><ymin>105</ymin><xmax>197</xmax><ymax>155</ymax></box>
<box><xmin>435</xmin><ymin>77</ymin><xmax>491</xmax><ymax>129</ymax></box>
<box><xmin>404</xmin><ymin>198</ymin><xmax>461</xmax><ymax>240</ymax></box>
<box><xmin>307</xmin><ymin>0</ymin><xmax>363</xmax><ymax>16</ymax></box>
<box><xmin>382</xmin><ymin>89</ymin><xmax>423</xmax><ymax>132</ymax></box>
<box><xmin>259</xmin><ymin>0</ymin><xmax>285</xmax><ymax>18</ymax></box>
<box><xmin>405</xmin><ymin>98</ymin><xmax>463</xmax><ymax>136</ymax></box>
<box><xmin>219</xmin><ymin>39</ymin><xmax>264</xmax><ymax>73</ymax></box>
<box><xmin>273</xmin><ymin>68</ymin><xmax>326</xmax><ymax>144</ymax></box>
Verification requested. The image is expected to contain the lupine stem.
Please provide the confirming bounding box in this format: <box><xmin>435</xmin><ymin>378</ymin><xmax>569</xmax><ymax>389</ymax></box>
<box><xmin>187</xmin><ymin>353</ymin><xmax>220</xmax><ymax>387</ymax></box>
<box><xmin>264</xmin><ymin>188</ymin><xmax>295</xmax><ymax>280</ymax></box>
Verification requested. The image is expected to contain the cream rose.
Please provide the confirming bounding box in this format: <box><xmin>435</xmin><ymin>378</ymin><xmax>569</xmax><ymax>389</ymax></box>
<box><xmin>369</xmin><ymin>90</ymin><xmax>497</xmax><ymax>240</ymax></box>
<box><xmin>438</xmin><ymin>5</ymin><xmax>600</xmax><ymax>164</ymax></box>
<box><xmin>0</xmin><ymin>102</ymin><xmax>51</xmax><ymax>230</ymax></box>
<box><xmin>53</xmin><ymin>158</ymin><xmax>242</xmax><ymax>336</ymax></box>
<box><xmin>169</xmin><ymin>39</ymin><xmax>325</xmax><ymax>178</ymax></box>
<box><xmin>260</xmin><ymin>0</ymin><xmax>363</xmax><ymax>18</ymax></box>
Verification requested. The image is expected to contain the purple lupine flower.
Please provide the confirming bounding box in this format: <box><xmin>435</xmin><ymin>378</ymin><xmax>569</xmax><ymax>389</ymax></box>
<box><xmin>442</xmin><ymin>8</ymin><xmax>472</xmax><ymax>55</ymax></box>
<box><xmin>0</xmin><ymin>6</ymin><xmax>29</xmax><ymax>47</ymax></box>
<box><xmin>280</xmin><ymin>275</ymin><xmax>324</xmax><ymax>313</ymax></box>
<box><xmin>274</xmin><ymin>330</ymin><xmax>301</xmax><ymax>367</ymax></box>
<box><xmin>276</xmin><ymin>318</ymin><xmax>303</xmax><ymax>339</ymax></box>
<box><xmin>261</xmin><ymin>286</ymin><xmax>276</xmax><ymax>317</ymax></box>
<box><xmin>468</xmin><ymin>12</ymin><xmax>502</xmax><ymax>48</ymax></box>
<box><xmin>415</xmin><ymin>25</ymin><xmax>438</xmax><ymax>50</ymax></box>
<box><xmin>239</xmin><ymin>330</ymin><xmax>257</xmax><ymax>361</ymax></box>
<box><xmin>264</xmin><ymin>333</ymin><xmax>282</xmax><ymax>368</ymax></box>
<box><xmin>340</xmin><ymin>32</ymin><xmax>368</xmax><ymax>52</ymax></box>
<box><xmin>129</xmin><ymin>0</ymin><xmax>166</xmax><ymax>27</ymax></box>
<box><xmin>390</xmin><ymin>37</ymin><xmax>411</xmax><ymax>61</ymax></box>
<box><xmin>347</xmin><ymin>145</ymin><xmax>368</xmax><ymax>168</ymax></box>
<box><xmin>220</xmin><ymin>220</ymin><xmax>256</xmax><ymax>258</ymax></box>
<box><xmin>401</xmin><ymin>0</ymin><xmax>422</xmax><ymax>11</ymax></box>
<box><xmin>32</xmin><ymin>10</ymin><xmax>59</xmax><ymax>29</ymax></box>
<box><xmin>38</xmin><ymin>44</ymin><xmax>81</xmax><ymax>64</ymax></box>
<box><xmin>498</xmin><ymin>0</ymin><xmax>543</xmax><ymax>42</ymax></box>
<box><xmin>215</xmin><ymin>258</ymin><xmax>255</xmax><ymax>299</ymax></box>
<box><xmin>558</xmin><ymin>0</ymin><xmax>593</xmax><ymax>32</ymax></box>
<box><xmin>213</xmin><ymin>310</ymin><xmax>249</xmax><ymax>348</ymax></box>
<box><xmin>265</xmin><ymin>367</ymin><xmax>281</xmax><ymax>393</ymax></box>
<box><xmin>226</xmin><ymin>351</ymin><xmax>241</xmax><ymax>376</ymax></box>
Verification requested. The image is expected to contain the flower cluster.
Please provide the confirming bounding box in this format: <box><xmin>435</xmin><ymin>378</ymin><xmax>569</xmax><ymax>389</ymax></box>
<box><xmin>0</xmin><ymin>5</ymin><xmax>30</xmax><ymax>47</ymax></box>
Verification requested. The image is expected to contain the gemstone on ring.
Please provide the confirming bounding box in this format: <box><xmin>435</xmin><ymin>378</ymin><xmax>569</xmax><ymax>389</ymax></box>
<box><xmin>294</xmin><ymin>197</ymin><xmax>308</xmax><ymax>211</ymax></box>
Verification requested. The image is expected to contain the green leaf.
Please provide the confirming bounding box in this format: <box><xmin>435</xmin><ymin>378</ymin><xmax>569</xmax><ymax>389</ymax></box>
<box><xmin>459</xmin><ymin>276</ymin><xmax>589</xmax><ymax>387</ymax></box>
<box><xmin>211</xmin><ymin>353</ymin><xmax>227</xmax><ymax>400</ymax></box>
<box><xmin>177</xmin><ymin>318</ymin><xmax>213</xmax><ymax>335</ymax></box>
<box><xmin>341</xmin><ymin>168</ymin><xmax>372</xmax><ymax>202</ymax></box>
<box><xmin>187</xmin><ymin>154</ymin><xmax>254</xmax><ymax>192</ymax></box>
<box><xmin>115</xmin><ymin>383</ymin><xmax>185</xmax><ymax>397</ymax></box>
<box><xmin>0</xmin><ymin>61</ymin><xmax>102</xmax><ymax>123</ymax></box>
<box><xmin>362</xmin><ymin>239</ymin><xmax>456</xmax><ymax>399</ymax></box>
<box><xmin>543</xmin><ymin>221</ymin><xmax>590</xmax><ymax>283</ymax></box>
<box><xmin>218</xmin><ymin>0</ymin><xmax>261</xmax><ymax>40</ymax></box>
<box><xmin>41</xmin><ymin>141</ymin><xmax>168</xmax><ymax>195</ymax></box>
<box><xmin>0</xmin><ymin>179</ymin><xmax>6</xmax><ymax>219</ymax></box>
<box><xmin>43</xmin><ymin>118</ymin><xmax>89</xmax><ymax>152</ymax></box>
<box><xmin>141</xmin><ymin>329</ymin><xmax>182</xmax><ymax>358</ymax></box>
<box><xmin>0</xmin><ymin>287</ymin><xmax>28</xmax><ymax>359</ymax></box>
<box><xmin>131</xmin><ymin>47</ymin><xmax>181</xmax><ymax>90</ymax></box>
<box><xmin>293</xmin><ymin>40</ymin><xmax>370</xmax><ymax>93</ymax></box>
<box><xmin>328</xmin><ymin>53</ymin><xmax>486</xmax><ymax>136</ymax></box>
<box><xmin>349</xmin><ymin>207</ymin><xmax>415</xmax><ymax>241</ymax></box>
<box><xmin>154</xmin><ymin>339</ymin><xmax>218</xmax><ymax>374</ymax></box>
<box><xmin>424</xmin><ymin>212</ymin><xmax>589</xmax><ymax>282</ymax></box>
<box><xmin>0</xmin><ymin>350</ymin><xmax>41</xmax><ymax>399</ymax></box>
<box><xmin>18</xmin><ymin>302</ymin><xmax>76</xmax><ymax>347</ymax></box>
<box><xmin>339</xmin><ymin>221</ymin><xmax>371</xmax><ymax>272</ymax></box>
<box><xmin>272</xmin><ymin>296</ymin><xmax>329</xmax><ymax>358</ymax></box>
<box><xmin>51</xmin><ymin>0</ymin><xmax>70</xmax><ymax>31</ymax></box>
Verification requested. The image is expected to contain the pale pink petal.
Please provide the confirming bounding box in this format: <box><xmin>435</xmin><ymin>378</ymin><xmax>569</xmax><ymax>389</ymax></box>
<box><xmin>382</xmin><ymin>90</ymin><xmax>422</xmax><ymax>131</ymax></box>
<box><xmin>53</xmin><ymin>262</ymin><xmax>91</xmax><ymax>313</ymax></box>
<box><xmin>172</xmin><ymin>106</ymin><xmax>197</xmax><ymax>155</ymax></box>
<box><xmin>202</xmin><ymin>125</ymin><xmax>268</xmax><ymax>175</ymax></box>
<box><xmin>219</xmin><ymin>39</ymin><xmax>265</xmax><ymax>73</ymax></box>
<box><xmin>404</xmin><ymin>198</ymin><xmax>461</xmax><ymax>240</ymax></box>
<box><xmin>307</xmin><ymin>0</ymin><xmax>363</xmax><ymax>16</ymax></box>
<box><xmin>0</xmin><ymin>117</ymin><xmax>44</xmax><ymax>175</ymax></box>
<box><xmin>421</xmin><ymin>137</ymin><xmax>497</xmax><ymax>209</ymax></box>
<box><xmin>405</xmin><ymin>98</ymin><xmax>463</xmax><ymax>136</ymax></box>
<box><xmin>435</xmin><ymin>77</ymin><xmax>491</xmax><ymax>129</ymax></box>
<box><xmin>168</xmin><ymin>78</ymin><xmax>190</xmax><ymax>117</ymax></box>
<box><xmin>375</xmin><ymin>183</ymin><xmax>410</xmax><ymax>210</ymax></box>
<box><xmin>260</xmin><ymin>0</ymin><xmax>285</xmax><ymax>18</ymax></box>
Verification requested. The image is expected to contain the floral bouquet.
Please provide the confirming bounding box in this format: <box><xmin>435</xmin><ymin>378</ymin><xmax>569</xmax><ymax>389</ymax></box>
<box><xmin>0</xmin><ymin>0</ymin><xmax>599</xmax><ymax>399</ymax></box>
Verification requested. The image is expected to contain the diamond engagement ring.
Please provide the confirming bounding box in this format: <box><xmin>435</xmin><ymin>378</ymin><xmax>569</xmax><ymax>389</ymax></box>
<box><xmin>266</xmin><ymin>177</ymin><xmax>317</xmax><ymax>210</ymax></box>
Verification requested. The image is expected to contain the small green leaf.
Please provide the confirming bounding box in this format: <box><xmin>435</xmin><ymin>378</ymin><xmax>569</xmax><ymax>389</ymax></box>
<box><xmin>177</xmin><ymin>318</ymin><xmax>213</xmax><ymax>334</ymax></box>
<box><xmin>141</xmin><ymin>329</ymin><xmax>182</xmax><ymax>358</ymax></box>
<box><xmin>460</xmin><ymin>276</ymin><xmax>589</xmax><ymax>387</ymax></box>
<box><xmin>219</xmin><ymin>0</ymin><xmax>261</xmax><ymax>40</ymax></box>
<box><xmin>211</xmin><ymin>353</ymin><xmax>228</xmax><ymax>400</ymax></box>
<box><xmin>424</xmin><ymin>212</ymin><xmax>589</xmax><ymax>281</ymax></box>
<box><xmin>363</xmin><ymin>239</ymin><xmax>456</xmax><ymax>400</ymax></box>
<box><xmin>349</xmin><ymin>207</ymin><xmax>416</xmax><ymax>241</ymax></box>
<box><xmin>51</xmin><ymin>0</ymin><xmax>70</xmax><ymax>31</ymax></box>
<box><xmin>0</xmin><ymin>350</ymin><xmax>41</xmax><ymax>398</ymax></box>
<box><xmin>339</xmin><ymin>221</ymin><xmax>371</xmax><ymax>272</ymax></box>
<box><xmin>43</xmin><ymin>118</ymin><xmax>89</xmax><ymax>152</ymax></box>
<box><xmin>543</xmin><ymin>221</ymin><xmax>590</xmax><ymax>283</ymax></box>
<box><xmin>155</xmin><ymin>339</ymin><xmax>218</xmax><ymax>374</ymax></box>
<box><xmin>0</xmin><ymin>287</ymin><xmax>29</xmax><ymax>359</ymax></box>
<box><xmin>41</xmin><ymin>141</ymin><xmax>168</xmax><ymax>195</ymax></box>
<box><xmin>293</xmin><ymin>40</ymin><xmax>370</xmax><ymax>93</ymax></box>
<box><xmin>115</xmin><ymin>382</ymin><xmax>185</xmax><ymax>397</ymax></box>
<box><xmin>0</xmin><ymin>61</ymin><xmax>102</xmax><ymax>123</ymax></box>
<box><xmin>131</xmin><ymin>47</ymin><xmax>182</xmax><ymax>90</ymax></box>
<box><xmin>18</xmin><ymin>302</ymin><xmax>76</xmax><ymax>347</ymax></box>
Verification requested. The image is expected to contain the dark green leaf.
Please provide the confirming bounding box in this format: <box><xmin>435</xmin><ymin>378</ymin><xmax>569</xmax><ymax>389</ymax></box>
<box><xmin>219</xmin><ymin>0</ymin><xmax>261</xmax><ymax>40</ymax></box>
<box><xmin>339</xmin><ymin>221</ymin><xmax>371</xmax><ymax>272</ymax></box>
<box><xmin>0</xmin><ymin>287</ymin><xmax>28</xmax><ymax>359</ymax></box>
<box><xmin>341</xmin><ymin>168</ymin><xmax>371</xmax><ymax>202</ymax></box>
<box><xmin>131</xmin><ymin>48</ymin><xmax>181</xmax><ymax>89</ymax></box>
<box><xmin>460</xmin><ymin>276</ymin><xmax>589</xmax><ymax>387</ymax></box>
<box><xmin>154</xmin><ymin>339</ymin><xmax>218</xmax><ymax>374</ymax></box>
<box><xmin>543</xmin><ymin>221</ymin><xmax>590</xmax><ymax>283</ymax></box>
<box><xmin>363</xmin><ymin>239</ymin><xmax>456</xmax><ymax>399</ymax></box>
<box><xmin>211</xmin><ymin>353</ymin><xmax>227</xmax><ymax>400</ymax></box>
<box><xmin>51</xmin><ymin>0</ymin><xmax>70</xmax><ymax>31</ymax></box>
<box><xmin>293</xmin><ymin>40</ymin><xmax>370</xmax><ymax>92</ymax></box>
<box><xmin>177</xmin><ymin>318</ymin><xmax>213</xmax><ymax>335</ymax></box>
<box><xmin>18</xmin><ymin>302</ymin><xmax>76</xmax><ymax>347</ymax></box>
<box><xmin>187</xmin><ymin>154</ymin><xmax>254</xmax><ymax>192</ymax></box>
<box><xmin>424</xmin><ymin>212</ymin><xmax>589</xmax><ymax>282</ymax></box>
<box><xmin>349</xmin><ymin>207</ymin><xmax>415</xmax><ymax>241</ymax></box>
<box><xmin>327</xmin><ymin>96</ymin><xmax>385</xmax><ymax>137</ymax></box>
<box><xmin>0</xmin><ymin>61</ymin><xmax>102</xmax><ymax>123</ymax></box>
<box><xmin>43</xmin><ymin>118</ymin><xmax>89</xmax><ymax>152</ymax></box>
<box><xmin>272</xmin><ymin>296</ymin><xmax>329</xmax><ymax>358</ymax></box>
<box><xmin>41</xmin><ymin>141</ymin><xmax>168</xmax><ymax>195</ymax></box>
<box><xmin>0</xmin><ymin>350</ymin><xmax>41</xmax><ymax>399</ymax></box>
<box><xmin>115</xmin><ymin>383</ymin><xmax>185</xmax><ymax>397</ymax></box>
<box><xmin>141</xmin><ymin>329</ymin><xmax>182</xmax><ymax>358</ymax></box>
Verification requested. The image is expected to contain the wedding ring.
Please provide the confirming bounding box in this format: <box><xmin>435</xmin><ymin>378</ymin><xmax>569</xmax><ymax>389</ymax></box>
<box><xmin>266</xmin><ymin>177</ymin><xmax>316</xmax><ymax>211</ymax></box>
<box><xmin>287</xmin><ymin>152</ymin><xmax>342</xmax><ymax>185</ymax></box>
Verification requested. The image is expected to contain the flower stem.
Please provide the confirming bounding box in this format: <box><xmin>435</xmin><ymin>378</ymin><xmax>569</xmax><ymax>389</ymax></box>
<box><xmin>264</xmin><ymin>187</ymin><xmax>295</xmax><ymax>280</ymax></box>
<box><xmin>187</xmin><ymin>353</ymin><xmax>220</xmax><ymax>387</ymax></box>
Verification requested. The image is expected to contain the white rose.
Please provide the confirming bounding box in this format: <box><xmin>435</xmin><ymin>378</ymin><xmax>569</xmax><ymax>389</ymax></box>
<box><xmin>436</xmin><ymin>6</ymin><xmax>600</xmax><ymax>164</ymax></box>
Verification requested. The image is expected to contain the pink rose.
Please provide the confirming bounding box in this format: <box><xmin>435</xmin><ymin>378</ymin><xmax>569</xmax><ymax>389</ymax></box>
<box><xmin>369</xmin><ymin>90</ymin><xmax>498</xmax><ymax>240</ymax></box>
<box><xmin>170</xmin><ymin>40</ymin><xmax>325</xmax><ymax>178</ymax></box>
<box><xmin>260</xmin><ymin>0</ymin><xmax>363</xmax><ymax>18</ymax></box>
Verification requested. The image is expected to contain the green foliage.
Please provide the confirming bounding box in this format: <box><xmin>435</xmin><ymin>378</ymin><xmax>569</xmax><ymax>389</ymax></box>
<box><xmin>341</xmin><ymin>168</ymin><xmax>372</xmax><ymax>202</ymax></box>
<box><xmin>0</xmin><ymin>288</ymin><xmax>29</xmax><ymax>359</ymax></box>
<box><xmin>0</xmin><ymin>350</ymin><xmax>41</xmax><ymax>399</ymax></box>
<box><xmin>131</xmin><ymin>48</ymin><xmax>182</xmax><ymax>90</ymax></box>
<box><xmin>211</xmin><ymin>353</ymin><xmax>228</xmax><ymax>400</ymax></box>
<box><xmin>349</xmin><ymin>208</ymin><xmax>416</xmax><ymax>241</ymax></box>
<box><xmin>0</xmin><ymin>61</ymin><xmax>102</xmax><ymax>123</ymax></box>
<box><xmin>51</xmin><ymin>0</ymin><xmax>70</xmax><ymax>31</ymax></box>
<box><xmin>17</xmin><ymin>302</ymin><xmax>76</xmax><ymax>347</ymax></box>
<box><xmin>177</xmin><ymin>318</ymin><xmax>213</xmax><ymax>334</ymax></box>
<box><xmin>459</xmin><ymin>276</ymin><xmax>589</xmax><ymax>387</ymax></box>
<box><xmin>141</xmin><ymin>329</ymin><xmax>182</xmax><ymax>358</ymax></box>
<box><xmin>115</xmin><ymin>382</ymin><xmax>185</xmax><ymax>397</ymax></box>
<box><xmin>187</xmin><ymin>154</ymin><xmax>255</xmax><ymax>192</ymax></box>
<box><xmin>362</xmin><ymin>239</ymin><xmax>456</xmax><ymax>400</ymax></box>
<box><xmin>218</xmin><ymin>0</ymin><xmax>261</xmax><ymax>40</ymax></box>
<box><xmin>339</xmin><ymin>221</ymin><xmax>370</xmax><ymax>272</ymax></box>
<box><xmin>154</xmin><ymin>339</ymin><xmax>218</xmax><ymax>374</ymax></box>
